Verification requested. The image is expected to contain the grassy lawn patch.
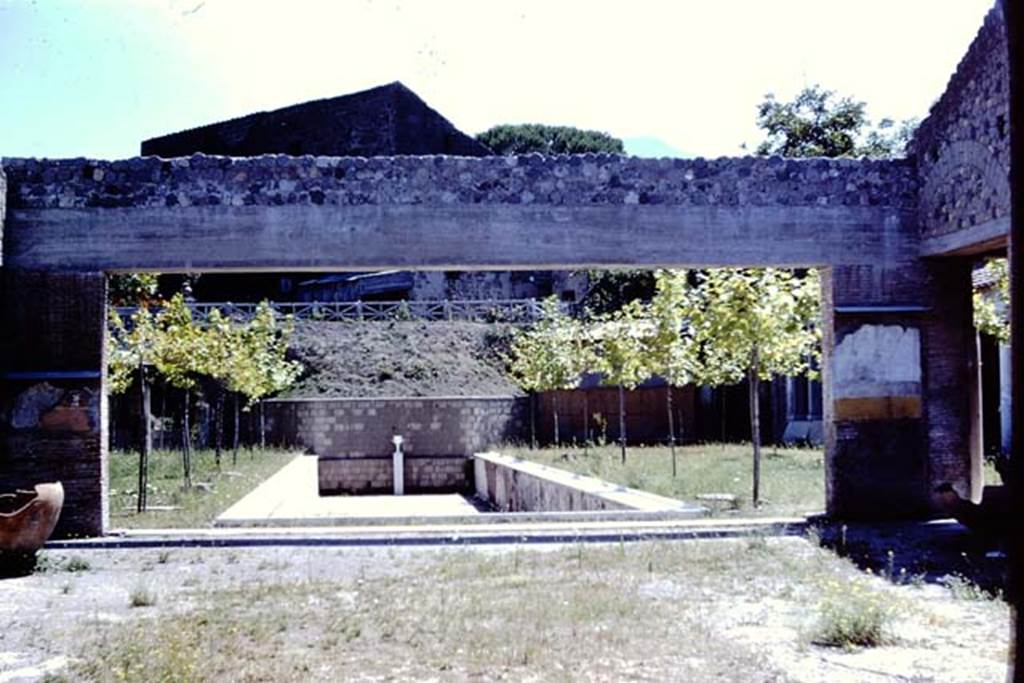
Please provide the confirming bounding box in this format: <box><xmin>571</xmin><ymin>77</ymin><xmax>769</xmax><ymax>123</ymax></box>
<box><xmin>108</xmin><ymin>447</ymin><xmax>300</xmax><ymax>528</ymax></box>
<box><xmin>505</xmin><ymin>442</ymin><xmax>825</xmax><ymax>517</ymax></box>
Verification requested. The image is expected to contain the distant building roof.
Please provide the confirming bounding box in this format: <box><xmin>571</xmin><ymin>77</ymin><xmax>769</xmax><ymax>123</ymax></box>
<box><xmin>141</xmin><ymin>81</ymin><xmax>492</xmax><ymax>158</ymax></box>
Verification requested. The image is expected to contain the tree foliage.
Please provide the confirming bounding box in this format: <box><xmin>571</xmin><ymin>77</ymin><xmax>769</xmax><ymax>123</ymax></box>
<box><xmin>107</xmin><ymin>296</ymin><xmax>302</xmax><ymax>405</ymax></box>
<box><xmin>477</xmin><ymin>124</ymin><xmax>624</xmax><ymax>155</ymax></box>
<box><xmin>974</xmin><ymin>258</ymin><xmax>1010</xmax><ymax>343</ymax></box>
<box><xmin>685</xmin><ymin>269</ymin><xmax>821</xmax><ymax>386</ymax></box>
<box><xmin>755</xmin><ymin>85</ymin><xmax>916</xmax><ymax>159</ymax></box>
<box><xmin>107</xmin><ymin>273</ymin><xmax>161</xmax><ymax>307</ymax></box>
<box><xmin>506</xmin><ymin>298</ymin><xmax>592</xmax><ymax>394</ymax></box>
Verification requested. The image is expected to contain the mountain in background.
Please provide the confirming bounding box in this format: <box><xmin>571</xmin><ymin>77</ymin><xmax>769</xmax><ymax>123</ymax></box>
<box><xmin>623</xmin><ymin>136</ymin><xmax>688</xmax><ymax>158</ymax></box>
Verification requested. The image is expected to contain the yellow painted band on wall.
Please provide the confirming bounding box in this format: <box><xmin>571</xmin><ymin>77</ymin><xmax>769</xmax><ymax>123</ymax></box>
<box><xmin>834</xmin><ymin>396</ymin><xmax>922</xmax><ymax>421</ymax></box>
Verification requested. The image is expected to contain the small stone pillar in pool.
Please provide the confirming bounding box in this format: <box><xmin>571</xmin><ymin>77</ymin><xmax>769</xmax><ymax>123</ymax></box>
<box><xmin>392</xmin><ymin>435</ymin><xmax>405</xmax><ymax>495</ymax></box>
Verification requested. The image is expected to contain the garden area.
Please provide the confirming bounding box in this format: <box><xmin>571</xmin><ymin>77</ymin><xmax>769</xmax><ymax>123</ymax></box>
<box><xmin>108</xmin><ymin>448</ymin><xmax>299</xmax><ymax>528</ymax></box>
<box><xmin>509</xmin><ymin>443</ymin><xmax>825</xmax><ymax>517</ymax></box>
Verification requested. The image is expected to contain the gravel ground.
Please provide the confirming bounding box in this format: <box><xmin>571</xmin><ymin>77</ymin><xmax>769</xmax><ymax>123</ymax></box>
<box><xmin>0</xmin><ymin>537</ymin><xmax>1011</xmax><ymax>682</ymax></box>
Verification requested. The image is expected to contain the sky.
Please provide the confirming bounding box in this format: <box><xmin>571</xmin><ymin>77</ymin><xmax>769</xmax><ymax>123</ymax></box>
<box><xmin>0</xmin><ymin>0</ymin><xmax>998</xmax><ymax>160</ymax></box>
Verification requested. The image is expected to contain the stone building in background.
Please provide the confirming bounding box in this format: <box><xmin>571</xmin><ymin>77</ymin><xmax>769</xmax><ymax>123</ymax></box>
<box><xmin>141</xmin><ymin>81</ymin><xmax>587</xmax><ymax>306</ymax></box>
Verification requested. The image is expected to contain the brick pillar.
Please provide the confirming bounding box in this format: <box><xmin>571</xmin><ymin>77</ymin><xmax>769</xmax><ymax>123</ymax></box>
<box><xmin>822</xmin><ymin>260</ymin><xmax>976</xmax><ymax>519</ymax></box>
<box><xmin>0</xmin><ymin>271</ymin><xmax>108</xmax><ymax>537</ymax></box>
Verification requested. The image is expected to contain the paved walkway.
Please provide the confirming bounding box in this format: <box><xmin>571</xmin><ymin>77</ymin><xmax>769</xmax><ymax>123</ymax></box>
<box><xmin>216</xmin><ymin>455</ymin><xmax>483</xmax><ymax>526</ymax></box>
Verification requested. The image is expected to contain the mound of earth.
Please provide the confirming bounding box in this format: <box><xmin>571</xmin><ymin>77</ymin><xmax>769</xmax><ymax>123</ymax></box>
<box><xmin>282</xmin><ymin>320</ymin><xmax>522</xmax><ymax>398</ymax></box>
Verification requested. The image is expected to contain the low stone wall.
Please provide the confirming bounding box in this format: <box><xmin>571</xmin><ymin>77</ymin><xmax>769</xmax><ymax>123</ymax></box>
<box><xmin>264</xmin><ymin>396</ymin><xmax>527</xmax><ymax>458</ymax></box>
<box><xmin>318</xmin><ymin>455</ymin><xmax>470</xmax><ymax>495</ymax></box>
<box><xmin>473</xmin><ymin>451</ymin><xmax>703</xmax><ymax>515</ymax></box>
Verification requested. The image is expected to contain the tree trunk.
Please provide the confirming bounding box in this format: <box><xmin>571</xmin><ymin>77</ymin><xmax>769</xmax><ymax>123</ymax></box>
<box><xmin>618</xmin><ymin>384</ymin><xmax>627</xmax><ymax>464</ymax></box>
<box><xmin>214</xmin><ymin>388</ymin><xmax>224</xmax><ymax>470</ymax></box>
<box><xmin>232</xmin><ymin>394</ymin><xmax>240</xmax><ymax>466</ymax></box>
<box><xmin>553</xmin><ymin>392</ymin><xmax>561</xmax><ymax>447</ymax></box>
<box><xmin>667</xmin><ymin>386</ymin><xmax>677</xmax><ymax>477</ymax></box>
<box><xmin>529</xmin><ymin>392</ymin><xmax>537</xmax><ymax>449</ymax></box>
<box><xmin>181</xmin><ymin>391</ymin><xmax>192</xmax><ymax>490</ymax></box>
<box><xmin>137</xmin><ymin>362</ymin><xmax>151</xmax><ymax>514</ymax></box>
<box><xmin>749</xmin><ymin>346</ymin><xmax>763</xmax><ymax>508</ymax></box>
<box><xmin>720</xmin><ymin>389</ymin><xmax>727</xmax><ymax>448</ymax></box>
<box><xmin>259</xmin><ymin>400</ymin><xmax>266</xmax><ymax>450</ymax></box>
<box><xmin>583</xmin><ymin>391</ymin><xmax>590</xmax><ymax>455</ymax></box>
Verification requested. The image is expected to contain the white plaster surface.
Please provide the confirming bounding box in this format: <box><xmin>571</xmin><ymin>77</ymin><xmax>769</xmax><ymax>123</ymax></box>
<box><xmin>833</xmin><ymin>324</ymin><xmax>921</xmax><ymax>399</ymax></box>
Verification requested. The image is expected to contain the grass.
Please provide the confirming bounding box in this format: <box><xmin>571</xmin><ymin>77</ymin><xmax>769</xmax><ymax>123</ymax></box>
<box><xmin>64</xmin><ymin>539</ymin><xmax>874</xmax><ymax>682</ymax></box>
<box><xmin>108</xmin><ymin>447</ymin><xmax>300</xmax><ymax>528</ymax></box>
<box><xmin>505</xmin><ymin>442</ymin><xmax>825</xmax><ymax>517</ymax></box>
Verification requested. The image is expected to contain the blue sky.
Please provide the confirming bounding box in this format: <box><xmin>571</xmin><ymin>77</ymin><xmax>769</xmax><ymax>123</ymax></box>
<box><xmin>0</xmin><ymin>0</ymin><xmax>996</xmax><ymax>159</ymax></box>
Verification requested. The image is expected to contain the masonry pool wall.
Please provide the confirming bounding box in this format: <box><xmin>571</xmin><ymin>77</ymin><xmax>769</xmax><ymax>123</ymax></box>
<box><xmin>261</xmin><ymin>396</ymin><xmax>527</xmax><ymax>494</ymax></box>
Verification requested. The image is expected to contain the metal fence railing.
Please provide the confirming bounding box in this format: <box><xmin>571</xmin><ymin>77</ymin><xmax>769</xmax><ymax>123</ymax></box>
<box><xmin>114</xmin><ymin>298</ymin><xmax>548</xmax><ymax>324</ymax></box>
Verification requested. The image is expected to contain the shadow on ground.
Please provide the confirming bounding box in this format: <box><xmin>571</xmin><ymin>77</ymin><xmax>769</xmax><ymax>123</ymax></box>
<box><xmin>810</xmin><ymin>517</ymin><xmax>1008</xmax><ymax>596</ymax></box>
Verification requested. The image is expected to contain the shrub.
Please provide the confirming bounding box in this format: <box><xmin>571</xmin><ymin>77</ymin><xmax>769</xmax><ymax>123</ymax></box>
<box><xmin>811</xmin><ymin>579</ymin><xmax>894</xmax><ymax>649</ymax></box>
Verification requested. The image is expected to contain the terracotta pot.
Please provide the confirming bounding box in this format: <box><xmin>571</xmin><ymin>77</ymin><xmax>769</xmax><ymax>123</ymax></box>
<box><xmin>0</xmin><ymin>482</ymin><xmax>64</xmax><ymax>553</ymax></box>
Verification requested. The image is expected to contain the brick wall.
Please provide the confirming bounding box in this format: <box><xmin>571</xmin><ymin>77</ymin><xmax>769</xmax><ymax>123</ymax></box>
<box><xmin>318</xmin><ymin>455</ymin><xmax>470</xmax><ymax>494</ymax></box>
<box><xmin>263</xmin><ymin>396</ymin><xmax>528</xmax><ymax>457</ymax></box>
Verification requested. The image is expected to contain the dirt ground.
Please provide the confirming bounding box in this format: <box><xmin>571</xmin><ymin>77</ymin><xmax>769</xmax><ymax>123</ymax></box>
<box><xmin>0</xmin><ymin>536</ymin><xmax>1010</xmax><ymax>682</ymax></box>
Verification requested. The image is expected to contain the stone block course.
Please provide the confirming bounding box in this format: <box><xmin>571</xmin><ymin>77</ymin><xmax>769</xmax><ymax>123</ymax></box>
<box><xmin>1</xmin><ymin>153</ymin><xmax>918</xmax><ymax>213</ymax></box>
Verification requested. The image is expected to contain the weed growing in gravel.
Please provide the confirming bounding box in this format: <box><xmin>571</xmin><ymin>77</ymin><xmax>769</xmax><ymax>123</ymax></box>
<box><xmin>36</xmin><ymin>554</ymin><xmax>91</xmax><ymax>573</ymax></box>
<box><xmin>811</xmin><ymin>578</ymin><xmax>895</xmax><ymax>649</ymax></box>
<box><xmin>129</xmin><ymin>583</ymin><xmax>158</xmax><ymax>608</ymax></box>
<box><xmin>941</xmin><ymin>574</ymin><xmax>998</xmax><ymax>601</ymax></box>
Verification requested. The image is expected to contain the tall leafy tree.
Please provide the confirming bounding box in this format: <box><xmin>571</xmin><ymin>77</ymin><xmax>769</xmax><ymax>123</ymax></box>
<box><xmin>151</xmin><ymin>295</ymin><xmax>208</xmax><ymax>489</ymax></box>
<box><xmin>755</xmin><ymin>85</ymin><xmax>916</xmax><ymax>159</ymax></box>
<box><xmin>591</xmin><ymin>300</ymin><xmax>651</xmax><ymax>463</ymax></box>
<box><xmin>647</xmin><ymin>270</ymin><xmax>701</xmax><ymax>475</ymax></box>
<box><xmin>683</xmin><ymin>268</ymin><xmax>820</xmax><ymax>506</ymax></box>
<box><xmin>107</xmin><ymin>307</ymin><xmax>162</xmax><ymax>512</ymax></box>
<box><xmin>507</xmin><ymin>298</ymin><xmax>592</xmax><ymax>446</ymax></box>
<box><xmin>477</xmin><ymin>124</ymin><xmax>624</xmax><ymax>155</ymax></box>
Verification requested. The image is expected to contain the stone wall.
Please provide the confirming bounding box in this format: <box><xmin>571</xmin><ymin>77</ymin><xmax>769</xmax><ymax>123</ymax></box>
<box><xmin>1</xmin><ymin>153</ymin><xmax>916</xmax><ymax>213</ymax></box>
<box><xmin>318</xmin><ymin>455</ymin><xmax>470</xmax><ymax>495</ymax></box>
<box><xmin>473</xmin><ymin>451</ymin><xmax>702</xmax><ymax>514</ymax></box>
<box><xmin>911</xmin><ymin>4</ymin><xmax>1010</xmax><ymax>252</ymax></box>
<box><xmin>263</xmin><ymin>396</ymin><xmax>527</xmax><ymax>457</ymax></box>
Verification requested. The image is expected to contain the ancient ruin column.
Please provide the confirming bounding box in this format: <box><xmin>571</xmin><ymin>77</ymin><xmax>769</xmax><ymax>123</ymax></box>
<box><xmin>0</xmin><ymin>270</ymin><xmax>108</xmax><ymax>537</ymax></box>
<box><xmin>821</xmin><ymin>260</ymin><xmax>976</xmax><ymax>519</ymax></box>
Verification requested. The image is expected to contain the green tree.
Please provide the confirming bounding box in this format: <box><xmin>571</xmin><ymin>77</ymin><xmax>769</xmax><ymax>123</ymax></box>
<box><xmin>507</xmin><ymin>298</ymin><xmax>592</xmax><ymax>446</ymax></box>
<box><xmin>683</xmin><ymin>268</ymin><xmax>820</xmax><ymax>506</ymax></box>
<box><xmin>755</xmin><ymin>85</ymin><xmax>916</xmax><ymax>159</ymax></box>
<box><xmin>107</xmin><ymin>306</ymin><xmax>162</xmax><ymax>512</ymax></box>
<box><xmin>107</xmin><ymin>273</ymin><xmax>160</xmax><ymax>307</ymax></box>
<box><xmin>647</xmin><ymin>270</ymin><xmax>702</xmax><ymax>475</ymax></box>
<box><xmin>150</xmin><ymin>295</ymin><xmax>209</xmax><ymax>489</ymax></box>
<box><xmin>973</xmin><ymin>258</ymin><xmax>1009</xmax><ymax>343</ymax></box>
<box><xmin>591</xmin><ymin>300</ymin><xmax>651</xmax><ymax>463</ymax></box>
<box><xmin>477</xmin><ymin>124</ymin><xmax>624</xmax><ymax>155</ymax></box>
